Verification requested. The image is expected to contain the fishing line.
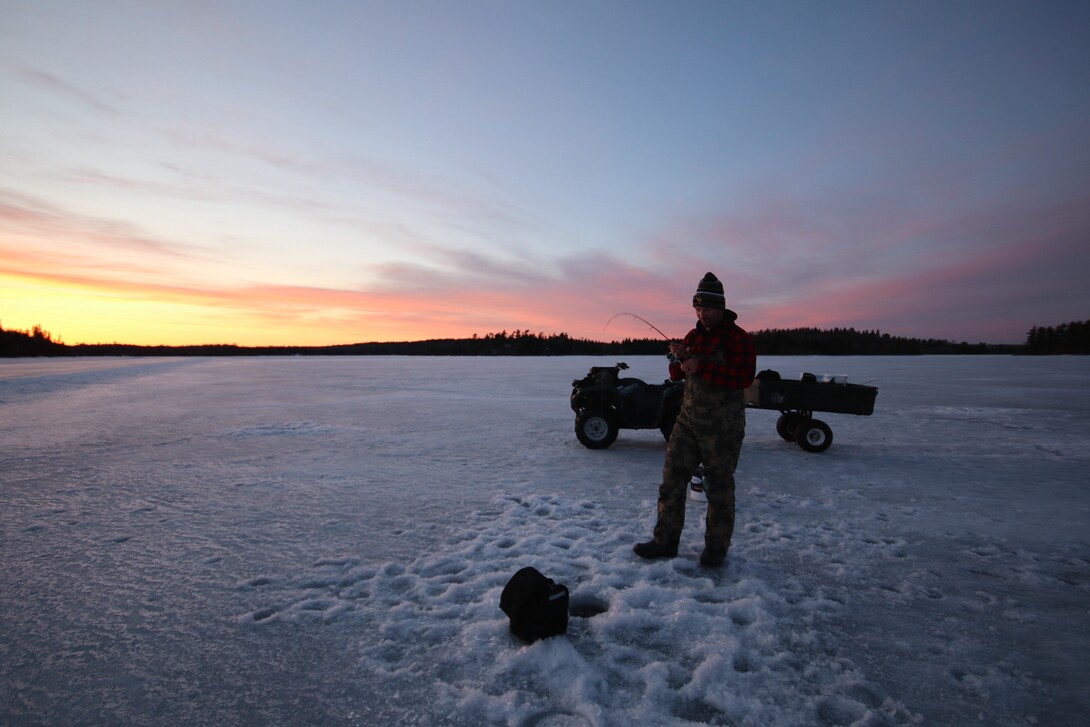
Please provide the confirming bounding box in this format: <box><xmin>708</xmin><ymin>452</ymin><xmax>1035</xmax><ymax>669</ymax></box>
<box><xmin>604</xmin><ymin>312</ymin><xmax>672</xmax><ymax>341</ymax></box>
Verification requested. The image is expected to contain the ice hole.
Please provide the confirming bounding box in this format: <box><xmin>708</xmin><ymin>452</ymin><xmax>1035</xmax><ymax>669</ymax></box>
<box><xmin>569</xmin><ymin>594</ymin><xmax>609</xmax><ymax>618</ymax></box>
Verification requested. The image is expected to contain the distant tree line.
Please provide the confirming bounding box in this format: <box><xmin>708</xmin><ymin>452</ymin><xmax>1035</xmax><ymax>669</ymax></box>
<box><xmin>0</xmin><ymin>324</ymin><xmax>66</xmax><ymax>356</ymax></box>
<box><xmin>750</xmin><ymin>327</ymin><xmax>1018</xmax><ymax>355</ymax></box>
<box><xmin>1</xmin><ymin>321</ymin><xmax>1051</xmax><ymax>358</ymax></box>
<box><xmin>1024</xmin><ymin>320</ymin><xmax>1090</xmax><ymax>355</ymax></box>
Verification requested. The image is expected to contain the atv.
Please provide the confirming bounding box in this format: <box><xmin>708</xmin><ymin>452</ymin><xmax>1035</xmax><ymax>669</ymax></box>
<box><xmin>570</xmin><ymin>362</ymin><xmax>684</xmax><ymax>449</ymax></box>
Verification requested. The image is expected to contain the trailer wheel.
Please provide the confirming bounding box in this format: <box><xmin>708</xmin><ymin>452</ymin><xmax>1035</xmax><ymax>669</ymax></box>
<box><xmin>776</xmin><ymin>413</ymin><xmax>801</xmax><ymax>441</ymax></box>
<box><xmin>796</xmin><ymin>419</ymin><xmax>833</xmax><ymax>453</ymax></box>
<box><xmin>576</xmin><ymin>408</ymin><xmax>619</xmax><ymax>449</ymax></box>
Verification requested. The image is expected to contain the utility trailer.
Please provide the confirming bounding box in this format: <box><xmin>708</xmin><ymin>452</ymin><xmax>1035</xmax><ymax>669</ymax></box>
<box><xmin>744</xmin><ymin>371</ymin><xmax>878</xmax><ymax>453</ymax></box>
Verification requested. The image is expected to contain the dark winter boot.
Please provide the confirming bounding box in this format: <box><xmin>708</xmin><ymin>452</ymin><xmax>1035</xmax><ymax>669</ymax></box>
<box><xmin>699</xmin><ymin>546</ymin><xmax>726</xmax><ymax>568</ymax></box>
<box><xmin>633</xmin><ymin>540</ymin><xmax>678</xmax><ymax>560</ymax></box>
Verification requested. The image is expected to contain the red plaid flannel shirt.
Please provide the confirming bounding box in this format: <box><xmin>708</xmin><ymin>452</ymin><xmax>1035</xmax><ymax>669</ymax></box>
<box><xmin>669</xmin><ymin>321</ymin><xmax>756</xmax><ymax>389</ymax></box>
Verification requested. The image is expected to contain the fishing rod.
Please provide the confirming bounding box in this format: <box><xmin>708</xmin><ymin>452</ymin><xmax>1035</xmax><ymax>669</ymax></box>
<box><xmin>604</xmin><ymin>312</ymin><xmax>672</xmax><ymax>341</ymax></box>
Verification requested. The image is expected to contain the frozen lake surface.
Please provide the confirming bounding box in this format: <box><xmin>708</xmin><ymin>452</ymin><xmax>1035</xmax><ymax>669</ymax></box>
<box><xmin>2</xmin><ymin>355</ymin><xmax>1088</xmax><ymax>726</ymax></box>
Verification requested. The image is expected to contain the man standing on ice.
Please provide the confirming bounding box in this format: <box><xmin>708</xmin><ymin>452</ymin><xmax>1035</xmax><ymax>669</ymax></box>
<box><xmin>634</xmin><ymin>272</ymin><xmax>756</xmax><ymax>568</ymax></box>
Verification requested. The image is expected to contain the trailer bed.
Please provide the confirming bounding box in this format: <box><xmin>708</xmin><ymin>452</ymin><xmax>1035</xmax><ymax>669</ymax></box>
<box><xmin>743</xmin><ymin>372</ymin><xmax>878</xmax><ymax>452</ymax></box>
<box><xmin>745</xmin><ymin>377</ymin><xmax>877</xmax><ymax>415</ymax></box>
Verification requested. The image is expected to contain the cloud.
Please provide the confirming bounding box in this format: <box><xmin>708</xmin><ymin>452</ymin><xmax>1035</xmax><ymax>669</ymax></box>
<box><xmin>634</xmin><ymin>130</ymin><xmax>1090</xmax><ymax>343</ymax></box>
<box><xmin>156</xmin><ymin>126</ymin><xmax>537</xmax><ymax>237</ymax></box>
<box><xmin>0</xmin><ymin>187</ymin><xmax>204</xmax><ymax>262</ymax></box>
<box><xmin>14</xmin><ymin>66</ymin><xmax>121</xmax><ymax>115</ymax></box>
<box><xmin>742</xmin><ymin>192</ymin><xmax>1090</xmax><ymax>342</ymax></box>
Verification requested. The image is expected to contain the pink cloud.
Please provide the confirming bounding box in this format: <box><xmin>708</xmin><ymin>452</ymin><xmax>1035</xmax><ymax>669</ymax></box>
<box><xmin>745</xmin><ymin>203</ymin><xmax>1089</xmax><ymax>343</ymax></box>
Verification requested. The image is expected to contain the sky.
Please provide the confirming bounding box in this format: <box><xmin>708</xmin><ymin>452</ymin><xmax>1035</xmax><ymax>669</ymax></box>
<box><xmin>2</xmin><ymin>0</ymin><xmax>1088</xmax><ymax>347</ymax></box>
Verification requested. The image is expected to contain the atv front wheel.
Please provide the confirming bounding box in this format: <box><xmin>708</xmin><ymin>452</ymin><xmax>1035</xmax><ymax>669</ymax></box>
<box><xmin>575</xmin><ymin>408</ymin><xmax>619</xmax><ymax>449</ymax></box>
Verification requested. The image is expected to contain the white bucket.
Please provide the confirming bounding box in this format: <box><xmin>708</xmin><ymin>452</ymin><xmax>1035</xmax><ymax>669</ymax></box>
<box><xmin>688</xmin><ymin>476</ymin><xmax>707</xmax><ymax>502</ymax></box>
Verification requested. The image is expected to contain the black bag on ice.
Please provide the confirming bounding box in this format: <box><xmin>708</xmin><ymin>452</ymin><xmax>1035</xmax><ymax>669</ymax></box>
<box><xmin>499</xmin><ymin>567</ymin><xmax>569</xmax><ymax>644</ymax></box>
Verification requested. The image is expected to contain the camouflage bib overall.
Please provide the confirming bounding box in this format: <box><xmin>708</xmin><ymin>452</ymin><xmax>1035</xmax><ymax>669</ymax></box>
<box><xmin>653</xmin><ymin>356</ymin><xmax>747</xmax><ymax>552</ymax></box>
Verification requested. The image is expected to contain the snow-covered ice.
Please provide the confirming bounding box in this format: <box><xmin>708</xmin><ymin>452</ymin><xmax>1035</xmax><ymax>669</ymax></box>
<box><xmin>1</xmin><ymin>355</ymin><xmax>1087</xmax><ymax>726</ymax></box>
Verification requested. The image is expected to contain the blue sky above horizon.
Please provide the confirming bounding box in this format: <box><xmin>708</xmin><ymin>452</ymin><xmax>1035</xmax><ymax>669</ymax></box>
<box><xmin>2</xmin><ymin>0</ymin><xmax>1088</xmax><ymax>346</ymax></box>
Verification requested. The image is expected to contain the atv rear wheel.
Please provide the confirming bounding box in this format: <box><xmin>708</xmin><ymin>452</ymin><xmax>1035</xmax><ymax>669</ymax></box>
<box><xmin>659</xmin><ymin>403</ymin><xmax>680</xmax><ymax>441</ymax></box>
<box><xmin>576</xmin><ymin>408</ymin><xmax>619</xmax><ymax>449</ymax></box>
